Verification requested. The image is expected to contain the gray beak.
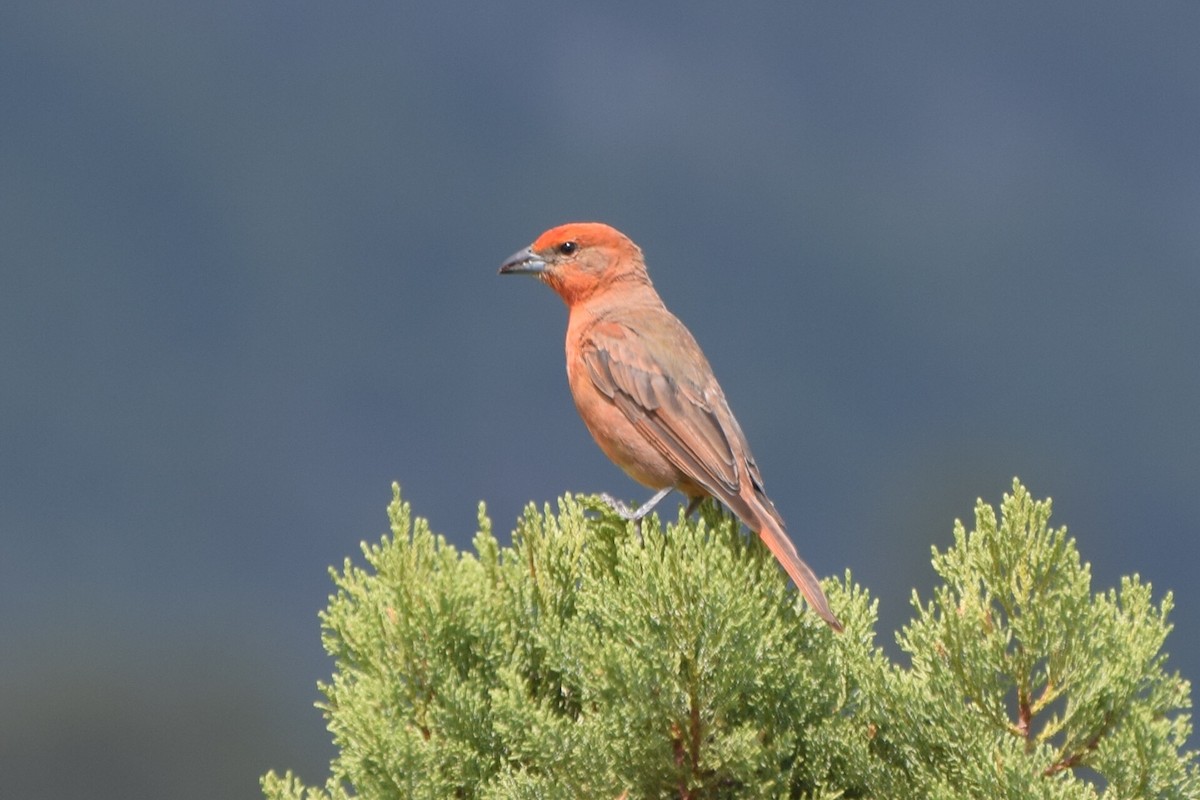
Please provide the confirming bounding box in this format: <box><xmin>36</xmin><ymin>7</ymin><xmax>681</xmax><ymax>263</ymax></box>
<box><xmin>498</xmin><ymin>246</ymin><xmax>547</xmax><ymax>275</ymax></box>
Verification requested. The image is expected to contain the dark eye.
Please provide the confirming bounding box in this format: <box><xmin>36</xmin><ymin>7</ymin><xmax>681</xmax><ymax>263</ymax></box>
<box><xmin>557</xmin><ymin>241</ymin><xmax>578</xmax><ymax>255</ymax></box>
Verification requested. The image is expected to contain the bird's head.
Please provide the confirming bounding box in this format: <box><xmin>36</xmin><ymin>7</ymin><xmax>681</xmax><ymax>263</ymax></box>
<box><xmin>499</xmin><ymin>222</ymin><xmax>650</xmax><ymax>306</ymax></box>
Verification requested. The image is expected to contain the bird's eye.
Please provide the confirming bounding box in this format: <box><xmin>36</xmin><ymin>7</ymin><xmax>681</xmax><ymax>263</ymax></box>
<box><xmin>557</xmin><ymin>241</ymin><xmax>578</xmax><ymax>255</ymax></box>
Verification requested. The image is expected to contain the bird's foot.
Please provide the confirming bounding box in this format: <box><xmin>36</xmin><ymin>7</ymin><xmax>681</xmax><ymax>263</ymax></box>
<box><xmin>599</xmin><ymin>493</ymin><xmax>645</xmax><ymax>541</ymax></box>
<box><xmin>600</xmin><ymin>486</ymin><xmax>674</xmax><ymax>522</ymax></box>
<box><xmin>599</xmin><ymin>493</ymin><xmax>637</xmax><ymax>520</ymax></box>
<box><xmin>599</xmin><ymin>487</ymin><xmax>675</xmax><ymax>543</ymax></box>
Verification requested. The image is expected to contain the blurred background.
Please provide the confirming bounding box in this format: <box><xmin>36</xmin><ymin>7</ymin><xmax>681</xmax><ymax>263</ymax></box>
<box><xmin>2</xmin><ymin>2</ymin><xmax>1197</xmax><ymax>797</ymax></box>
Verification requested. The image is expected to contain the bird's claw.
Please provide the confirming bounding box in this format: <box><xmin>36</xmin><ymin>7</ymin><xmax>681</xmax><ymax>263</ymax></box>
<box><xmin>599</xmin><ymin>492</ymin><xmax>638</xmax><ymax>520</ymax></box>
<box><xmin>598</xmin><ymin>493</ymin><xmax>646</xmax><ymax>542</ymax></box>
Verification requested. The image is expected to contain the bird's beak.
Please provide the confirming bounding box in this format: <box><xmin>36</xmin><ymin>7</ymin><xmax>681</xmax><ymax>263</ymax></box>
<box><xmin>498</xmin><ymin>247</ymin><xmax>547</xmax><ymax>276</ymax></box>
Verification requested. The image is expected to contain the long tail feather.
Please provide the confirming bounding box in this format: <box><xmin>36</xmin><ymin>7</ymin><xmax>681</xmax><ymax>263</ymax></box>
<box><xmin>754</xmin><ymin>513</ymin><xmax>843</xmax><ymax>632</ymax></box>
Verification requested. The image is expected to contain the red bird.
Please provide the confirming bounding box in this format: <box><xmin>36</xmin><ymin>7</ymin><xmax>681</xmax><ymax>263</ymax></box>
<box><xmin>500</xmin><ymin>223</ymin><xmax>842</xmax><ymax>631</ymax></box>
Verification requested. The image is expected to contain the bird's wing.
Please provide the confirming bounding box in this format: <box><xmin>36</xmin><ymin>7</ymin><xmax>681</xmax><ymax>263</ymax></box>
<box><xmin>582</xmin><ymin>313</ymin><xmax>842</xmax><ymax>630</ymax></box>
<box><xmin>580</xmin><ymin>314</ymin><xmax>743</xmax><ymax>498</ymax></box>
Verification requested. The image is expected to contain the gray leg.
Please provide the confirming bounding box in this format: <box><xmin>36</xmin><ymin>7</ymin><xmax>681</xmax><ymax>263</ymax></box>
<box><xmin>600</xmin><ymin>486</ymin><xmax>674</xmax><ymax>522</ymax></box>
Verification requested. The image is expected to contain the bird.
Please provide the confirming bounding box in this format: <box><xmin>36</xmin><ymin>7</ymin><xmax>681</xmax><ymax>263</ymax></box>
<box><xmin>499</xmin><ymin>222</ymin><xmax>842</xmax><ymax>631</ymax></box>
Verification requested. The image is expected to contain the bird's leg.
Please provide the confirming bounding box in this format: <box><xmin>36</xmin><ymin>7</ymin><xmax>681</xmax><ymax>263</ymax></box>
<box><xmin>683</xmin><ymin>495</ymin><xmax>705</xmax><ymax>518</ymax></box>
<box><xmin>600</xmin><ymin>486</ymin><xmax>674</xmax><ymax>522</ymax></box>
<box><xmin>600</xmin><ymin>486</ymin><xmax>674</xmax><ymax>542</ymax></box>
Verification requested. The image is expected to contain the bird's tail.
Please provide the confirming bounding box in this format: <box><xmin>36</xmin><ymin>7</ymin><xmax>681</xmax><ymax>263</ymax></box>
<box><xmin>751</xmin><ymin>504</ymin><xmax>843</xmax><ymax>632</ymax></box>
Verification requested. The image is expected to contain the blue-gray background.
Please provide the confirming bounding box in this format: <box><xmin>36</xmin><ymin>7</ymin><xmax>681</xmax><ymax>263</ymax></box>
<box><xmin>3</xmin><ymin>3</ymin><xmax>1197</xmax><ymax>797</ymax></box>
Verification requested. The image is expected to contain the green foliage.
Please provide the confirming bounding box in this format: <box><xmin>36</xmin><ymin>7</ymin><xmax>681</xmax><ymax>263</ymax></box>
<box><xmin>262</xmin><ymin>480</ymin><xmax>1197</xmax><ymax>799</ymax></box>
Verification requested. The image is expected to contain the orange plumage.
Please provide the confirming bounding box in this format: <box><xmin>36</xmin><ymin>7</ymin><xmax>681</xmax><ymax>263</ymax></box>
<box><xmin>500</xmin><ymin>222</ymin><xmax>842</xmax><ymax>631</ymax></box>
